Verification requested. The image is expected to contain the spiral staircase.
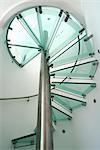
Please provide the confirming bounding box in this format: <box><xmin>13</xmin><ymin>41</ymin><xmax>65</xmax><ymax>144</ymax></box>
<box><xmin>6</xmin><ymin>6</ymin><xmax>98</xmax><ymax>150</ymax></box>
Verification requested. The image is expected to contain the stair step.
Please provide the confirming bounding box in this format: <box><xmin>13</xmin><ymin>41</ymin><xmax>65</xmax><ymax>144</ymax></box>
<box><xmin>51</xmin><ymin>94</ymin><xmax>84</xmax><ymax>111</ymax></box>
<box><xmin>51</xmin><ymin>77</ymin><xmax>96</xmax><ymax>96</ymax></box>
<box><xmin>51</xmin><ymin>88</ymin><xmax>86</xmax><ymax>103</ymax></box>
<box><xmin>50</xmin><ymin>57</ymin><xmax>97</xmax><ymax>72</ymax></box>
<box><xmin>51</xmin><ymin>76</ymin><xmax>95</xmax><ymax>84</ymax></box>
<box><xmin>52</xmin><ymin>107</ymin><xmax>71</xmax><ymax>121</ymax></box>
<box><xmin>52</xmin><ymin>100</ymin><xmax>73</xmax><ymax>118</ymax></box>
<box><xmin>12</xmin><ymin>133</ymin><xmax>36</xmax><ymax>149</ymax></box>
<box><xmin>49</xmin><ymin>30</ymin><xmax>86</xmax><ymax>63</ymax></box>
<box><xmin>50</xmin><ymin>58</ymin><xmax>98</xmax><ymax>78</ymax></box>
<box><xmin>48</xmin><ymin>16</ymin><xmax>83</xmax><ymax>56</ymax></box>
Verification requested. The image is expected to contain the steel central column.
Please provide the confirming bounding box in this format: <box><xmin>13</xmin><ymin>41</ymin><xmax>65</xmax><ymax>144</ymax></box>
<box><xmin>36</xmin><ymin>50</ymin><xmax>53</xmax><ymax>150</ymax></box>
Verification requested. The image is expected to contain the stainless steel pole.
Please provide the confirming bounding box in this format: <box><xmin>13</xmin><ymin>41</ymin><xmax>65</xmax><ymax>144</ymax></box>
<box><xmin>36</xmin><ymin>50</ymin><xmax>53</xmax><ymax>150</ymax></box>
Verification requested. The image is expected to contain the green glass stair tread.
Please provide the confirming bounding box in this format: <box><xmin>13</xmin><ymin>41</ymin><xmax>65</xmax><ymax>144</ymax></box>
<box><xmin>21</xmin><ymin>8</ymin><xmax>41</xmax><ymax>42</ymax></box>
<box><xmin>14</xmin><ymin>145</ymin><xmax>36</xmax><ymax>149</ymax></box>
<box><xmin>36</xmin><ymin>6</ymin><xmax>60</xmax><ymax>47</ymax></box>
<box><xmin>21</xmin><ymin>7</ymin><xmax>62</xmax><ymax>49</ymax></box>
<box><xmin>51</xmin><ymin>88</ymin><xmax>86</xmax><ymax>103</ymax></box>
<box><xmin>50</xmin><ymin>57</ymin><xmax>98</xmax><ymax>72</ymax></box>
<box><xmin>49</xmin><ymin>31</ymin><xmax>86</xmax><ymax>64</ymax></box>
<box><xmin>52</xmin><ymin>100</ymin><xmax>73</xmax><ymax>118</ymax></box>
<box><xmin>48</xmin><ymin>9</ymin><xmax>83</xmax><ymax>55</ymax></box>
<box><xmin>51</xmin><ymin>94</ymin><xmax>84</xmax><ymax>110</ymax></box>
<box><xmin>7</xmin><ymin>17</ymin><xmax>40</xmax><ymax>66</ymax></box>
<box><xmin>49</xmin><ymin>30</ymin><xmax>94</xmax><ymax>62</ymax></box>
<box><xmin>49</xmin><ymin>34</ymin><xmax>94</xmax><ymax>66</ymax></box>
<box><xmin>7</xmin><ymin>17</ymin><xmax>38</xmax><ymax>47</ymax></box>
<box><xmin>52</xmin><ymin>107</ymin><xmax>70</xmax><ymax>121</ymax></box>
<box><xmin>49</xmin><ymin>32</ymin><xmax>78</xmax><ymax>58</ymax></box>
<box><xmin>9</xmin><ymin>46</ymin><xmax>40</xmax><ymax>65</ymax></box>
<box><xmin>50</xmin><ymin>59</ymin><xmax>98</xmax><ymax>78</ymax></box>
<box><xmin>49</xmin><ymin>42</ymin><xmax>94</xmax><ymax>68</ymax></box>
<box><xmin>51</xmin><ymin>76</ymin><xmax>93</xmax><ymax>80</ymax></box>
<box><xmin>50</xmin><ymin>76</ymin><xmax>96</xmax><ymax>84</ymax></box>
<box><xmin>51</xmin><ymin>82</ymin><xmax>96</xmax><ymax>96</ymax></box>
<box><xmin>50</xmin><ymin>39</ymin><xmax>79</xmax><ymax>65</ymax></box>
<box><xmin>17</xmin><ymin>14</ymin><xmax>41</xmax><ymax>46</ymax></box>
<box><xmin>12</xmin><ymin>133</ymin><xmax>36</xmax><ymax>148</ymax></box>
<box><xmin>49</xmin><ymin>17</ymin><xmax>82</xmax><ymax>55</ymax></box>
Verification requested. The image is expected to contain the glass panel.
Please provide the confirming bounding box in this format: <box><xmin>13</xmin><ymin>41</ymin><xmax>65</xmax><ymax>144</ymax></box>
<box><xmin>51</xmin><ymin>94</ymin><xmax>82</xmax><ymax>110</ymax></box>
<box><xmin>12</xmin><ymin>133</ymin><xmax>36</xmax><ymax>149</ymax></box>
<box><xmin>53</xmin><ymin>83</ymin><xmax>96</xmax><ymax>96</ymax></box>
<box><xmin>51</xmin><ymin>41</ymin><xmax>79</xmax><ymax>66</ymax></box>
<box><xmin>7</xmin><ymin>17</ymin><xmax>40</xmax><ymax>66</ymax></box>
<box><xmin>8</xmin><ymin>18</ymin><xmax>38</xmax><ymax>47</ymax></box>
<box><xmin>51</xmin><ymin>60</ymin><xmax>98</xmax><ymax>78</ymax></box>
<box><xmin>40</xmin><ymin>7</ymin><xmax>60</xmax><ymax>42</ymax></box>
<box><xmin>15</xmin><ymin>145</ymin><xmax>36</xmax><ymax>150</ymax></box>
<box><xmin>49</xmin><ymin>14</ymin><xmax>82</xmax><ymax>55</ymax></box>
<box><xmin>21</xmin><ymin>8</ymin><xmax>40</xmax><ymax>42</ymax></box>
<box><xmin>50</xmin><ymin>35</ymin><xmax>94</xmax><ymax>67</ymax></box>
<box><xmin>52</xmin><ymin>107</ymin><xmax>69</xmax><ymax>121</ymax></box>
<box><xmin>10</xmin><ymin>46</ymin><xmax>40</xmax><ymax>65</ymax></box>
